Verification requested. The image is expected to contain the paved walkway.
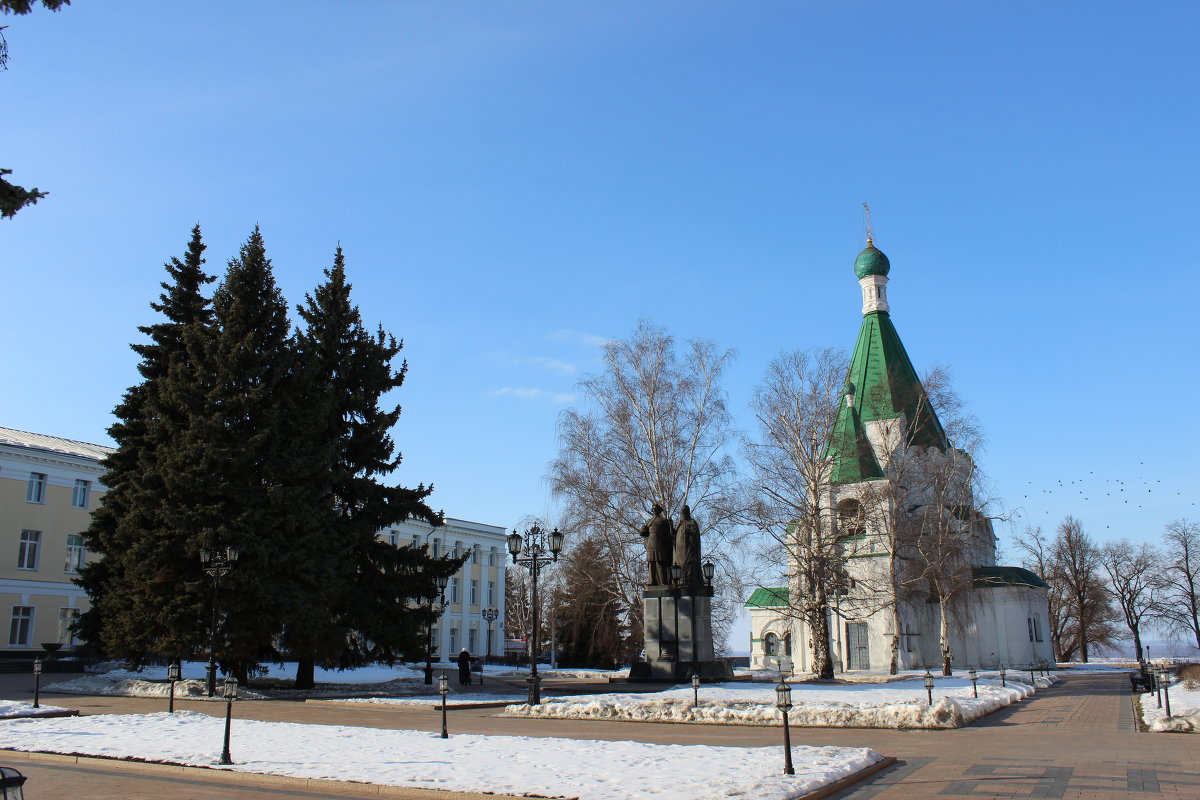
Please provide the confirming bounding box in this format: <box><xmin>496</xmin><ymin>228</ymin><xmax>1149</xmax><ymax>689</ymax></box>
<box><xmin>0</xmin><ymin>672</ymin><xmax>1195</xmax><ymax>799</ymax></box>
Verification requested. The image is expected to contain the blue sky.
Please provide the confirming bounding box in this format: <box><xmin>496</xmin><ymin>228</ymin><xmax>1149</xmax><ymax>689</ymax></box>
<box><xmin>2</xmin><ymin>1</ymin><xmax>1196</xmax><ymax>571</ymax></box>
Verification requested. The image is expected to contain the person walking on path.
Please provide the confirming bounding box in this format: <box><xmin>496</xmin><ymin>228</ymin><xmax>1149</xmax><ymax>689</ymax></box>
<box><xmin>457</xmin><ymin>648</ymin><xmax>472</xmax><ymax>686</ymax></box>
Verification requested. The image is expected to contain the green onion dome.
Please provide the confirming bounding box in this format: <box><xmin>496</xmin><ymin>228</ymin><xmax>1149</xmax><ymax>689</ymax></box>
<box><xmin>853</xmin><ymin>240</ymin><xmax>891</xmax><ymax>279</ymax></box>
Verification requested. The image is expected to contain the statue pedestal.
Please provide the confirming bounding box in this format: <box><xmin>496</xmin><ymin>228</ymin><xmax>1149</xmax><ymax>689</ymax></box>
<box><xmin>628</xmin><ymin>587</ymin><xmax>733</xmax><ymax>681</ymax></box>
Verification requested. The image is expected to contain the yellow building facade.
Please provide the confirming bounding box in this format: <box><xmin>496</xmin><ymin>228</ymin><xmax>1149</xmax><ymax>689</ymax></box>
<box><xmin>1</xmin><ymin>427</ymin><xmax>112</xmax><ymax>658</ymax></box>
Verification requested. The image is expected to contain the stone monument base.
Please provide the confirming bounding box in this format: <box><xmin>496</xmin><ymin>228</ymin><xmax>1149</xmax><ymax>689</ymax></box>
<box><xmin>628</xmin><ymin>589</ymin><xmax>734</xmax><ymax>682</ymax></box>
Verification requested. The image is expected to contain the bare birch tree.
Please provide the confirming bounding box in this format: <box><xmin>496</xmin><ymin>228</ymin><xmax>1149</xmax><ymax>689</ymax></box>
<box><xmin>1159</xmin><ymin>519</ymin><xmax>1200</xmax><ymax>649</ymax></box>
<box><xmin>1100</xmin><ymin>539</ymin><xmax>1162</xmax><ymax>662</ymax></box>
<box><xmin>741</xmin><ymin>348</ymin><xmax>849</xmax><ymax>679</ymax></box>
<box><xmin>549</xmin><ymin>320</ymin><xmax>740</xmax><ymax>656</ymax></box>
<box><xmin>851</xmin><ymin>365</ymin><xmax>981</xmax><ymax>674</ymax></box>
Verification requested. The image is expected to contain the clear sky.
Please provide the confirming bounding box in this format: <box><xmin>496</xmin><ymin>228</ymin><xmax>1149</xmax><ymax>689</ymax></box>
<box><xmin>2</xmin><ymin>2</ymin><xmax>1196</xmax><ymax>587</ymax></box>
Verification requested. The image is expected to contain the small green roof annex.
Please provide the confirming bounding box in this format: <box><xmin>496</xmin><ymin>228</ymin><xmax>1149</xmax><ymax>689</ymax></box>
<box><xmin>744</xmin><ymin>587</ymin><xmax>789</xmax><ymax>608</ymax></box>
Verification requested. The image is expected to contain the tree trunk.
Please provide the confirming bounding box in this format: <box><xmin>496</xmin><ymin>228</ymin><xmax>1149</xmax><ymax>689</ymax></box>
<box><xmin>938</xmin><ymin>599</ymin><xmax>952</xmax><ymax>675</ymax></box>
<box><xmin>889</xmin><ymin>602</ymin><xmax>901</xmax><ymax>675</ymax></box>
<box><xmin>1131</xmin><ymin>627</ymin><xmax>1143</xmax><ymax>662</ymax></box>
<box><xmin>294</xmin><ymin>658</ymin><xmax>316</xmax><ymax>690</ymax></box>
<box><xmin>805</xmin><ymin>603</ymin><xmax>834</xmax><ymax>679</ymax></box>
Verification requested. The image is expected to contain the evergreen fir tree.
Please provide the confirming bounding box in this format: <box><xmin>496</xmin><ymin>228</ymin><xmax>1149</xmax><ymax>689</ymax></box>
<box><xmin>552</xmin><ymin>536</ymin><xmax>625</xmax><ymax>669</ymax></box>
<box><xmin>77</xmin><ymin>225</ymin><xmax>216</xmax><ymax>662</ymax></box>
<box><xmin>289</xmin><ymin>246</ymin><xmax>455</xmax><ymax>687</ymax></box>
<box><xmin>171</xmin><ymin>226</ymin><xmax>309</xmax><ymax>678</ymax></box>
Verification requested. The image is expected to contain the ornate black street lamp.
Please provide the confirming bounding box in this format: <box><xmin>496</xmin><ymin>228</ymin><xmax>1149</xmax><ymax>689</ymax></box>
<box><xmin>438</xmin><ymin>672</ymin><xmax>450</xmax><ymax>738</ymax></box>
<box><xmin>923</xmin><ymin>670</ymin><xmax>934</xmax><ymax>705</ymax></box>
<box><xmin>1158</xmin><ymin>667</ymin><xmax>1172</xmax><ymax>717</ymax></box>
<box><xmin>507</xmin><ymin>525</ymin><xmax>564</xmax><ymax>705</ymax></box>
<box><xmin>692</xmin><ymin>673</ymin><xmax>701</xmax><ymax>708</ymax></box>
<box><xmin>425</xmin><ymin>573</ymin><xmax>450</xmax><ymax>686</ymax></box>
<box><xmin>218</xmin><ymin>675</ymin><xmax>237</xmax><ymax>765</ymax></box>
<box><xmin>31</xmin><ymin>658</ymin><xmax>42</xmax><ymax>709</ymax></box>
<box><xmin>482</xmin><ymin>607</ymin><xmax>499</xmax><ymax>660</ymax></box>
<box><xmin>775</xmin><ymin>680</ymin><xmax>794</xmax><ymax>775</ymax></box>
<box><xmin>167</xmin><ymin>661</ymin><xmax>181</xmax><ymax>713</ymax></box>
<box><xmin>0</xmin><ymin>767</ymin><xmax>27</xmax><ymax>800</ymax></box>
<box><xmin>200</xmin><ymin>543</ymin><xmax>239</xmax><ymax>697</ymax></box>
<box><xmin>998</xmin><ymin>665</ymin><xmax>1006</xmax><ymax>688</ymax></box>
<box><xmin>968</xmin><ymin>668</ymin><xmax>978</xmax><ymax>698</ymax></box>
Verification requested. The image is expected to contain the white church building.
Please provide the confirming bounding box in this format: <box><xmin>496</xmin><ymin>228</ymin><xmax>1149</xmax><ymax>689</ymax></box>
<box><xmin>747</xmin><ymin>240</ymin><xmax>1053</xmax><ymax>673</ymax></box>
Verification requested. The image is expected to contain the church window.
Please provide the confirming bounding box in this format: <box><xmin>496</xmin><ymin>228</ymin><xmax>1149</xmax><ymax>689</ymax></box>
<box><xmin>1028</xmin><ymin>615</ymin><xmax>1043</xmax><ymax>642</ymax></box>
<box><xmin>837</xmin><ymin>499</ymin><xmax>866</xmax><ymax>538</ymax></box>
<box><xmin>764</xmin><ymin>632</ymin><xmax>778</xmax><ymax>656</ymax></box>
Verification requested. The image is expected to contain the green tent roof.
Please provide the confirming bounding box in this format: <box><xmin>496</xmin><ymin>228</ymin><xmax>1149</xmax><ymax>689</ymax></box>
<box><xmin>827</xmin><ymin>249</ymin><xmax>948</xmax><ymax>484</ymax></box>
<box><xmin>973</xmin><ymin>566</ymin><xmax>1049</xmax><ymax>589</ymax></box>
<box><xmin>744</xmin><ymin>587</ymin><xmax>789</xmax><ymax>608</ymax></box>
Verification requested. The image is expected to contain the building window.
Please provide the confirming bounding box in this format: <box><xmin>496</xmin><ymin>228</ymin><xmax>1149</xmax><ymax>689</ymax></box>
<box><xmin>449</xmin><ymin>626</ymin><xmax>459</xmax><ymax>653</ymax></box>
<box><xmin>384</xmin><ymin>529</ymin><xmax>399</xmax><ymax>546</ymax></box>
<box><xmin>9</xmin><ymin>606</ymin><xmax>34</xmax><ymax>646</ymax></box>
<box><xmin>470</xmin><ymin>579</ymin><xmax>479</xmax><ymax>605</ymax></box>
<box><xmin>58</xmin><ymin>608</ymin><xmax>80</xmax><ymax>645</ymax></box>
<box><xmin>26</xmin><ymin>472</ymin><xmax>47</xmax><ymax>503</ymax></box>
<box><xmin>432</xmin><ymin>539</ymin><xmax>440</xmax><ymax>558</ymax></box>
<box><xmin>450</xmin><ymin>578</ymin><xmax>460</xmax><ymax>604</ymax></box>
<box><xmin>764</xmin><ymin>632</ymin><xmax>778</xmax><ymax>656</ymax></box>
<box><xmin>71</xmin><ymin>479</ymin><xmax>91</xmax><ymax>509</ymax></box>
<box><xmin>18</xmin><ymin>530</ymin><xmax>41</xmax><ymax>570</ymax></box>
<box><xmin>1028</xmin><ymin>615</ymin><xmax>1043</xmax><ymax>643</ymax></box>
<box><xmin>489</xmin><ymin>547</ymin><xmax>498</xmax><ymax>566</ymax></box>
<box><xmin>468</xmin><ymin>628</ymin><xmax>478</xmax><ymax>653</ymax></box>
<box><xmin>472</xmin><ymin>544</ymin><xmax>480</xmax><ymax>564</ymax></box>
<box><xmin>487</xmin><ymin>580</ymin><xmax>496</xmax><ymax>606</ymax></box>
<box><xmin>65</xmin><ymin>533</ymin><xmax>86</xmax><ymax>573</ymax></box>
<box><xmin>455</xmin><ymin>540</ymin><xmax>464</xmax><ymax>558</ymax></box>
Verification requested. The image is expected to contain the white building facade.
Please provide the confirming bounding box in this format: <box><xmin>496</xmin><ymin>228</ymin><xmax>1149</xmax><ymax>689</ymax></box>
<box><xmin>379</xmin><ymin>517</ymin><xmax>508</xmax><ymax>661</ymax></box>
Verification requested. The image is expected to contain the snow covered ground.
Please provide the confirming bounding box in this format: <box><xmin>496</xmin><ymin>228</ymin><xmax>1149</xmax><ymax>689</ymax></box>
<box><xmin>1138</xmin><ymin>674</ymin><xmax>1200</xmax><ymax>733</ymax></box>
<box><xmin>0</xmin><ymin>700</ymin><xmax>69</xmax><ymax>719</ymax></box>
<box><xmin>502</xmin><ymin>674</ymin><xmax>1057</xmax><ymax>729</ymax></box>
<box><xmin>0</xmin><ymin>711</ymin><xmax>883</xmax><ymax>800</ymax></box>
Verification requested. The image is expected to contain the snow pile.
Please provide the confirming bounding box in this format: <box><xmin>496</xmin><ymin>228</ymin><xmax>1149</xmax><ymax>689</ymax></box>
<box><xmin>1140</xmin><ymin>675</ymin><xmax>1200</xmax><ymax>733</ymax></box>
<box><xmin>0</xmin><ymin>711</ymin><xmax>884</xmax><ymax>800</ymax></box>
<box><xmin>44</xmin><ymin>672</ymin><xmax>272</xmax><ymax>700</ymax></box>
<box><xmin>310</xmin><ymin>691</ymin><xmax>527</xmax><ymax>707</ymax></box>
<box><xmin>0</xmin><ymin>700</ymin><xmax>69</xmax><ymax>719</ymax></box>
<box><xmin>45</xmin><ymin>661</ymin><xmax>445</xmax><ymax>699</ymax></box>
<box><xmin>502</xmin><ymin>676</ymin><xmax>1056</xmax><ymax>729</ymax></box>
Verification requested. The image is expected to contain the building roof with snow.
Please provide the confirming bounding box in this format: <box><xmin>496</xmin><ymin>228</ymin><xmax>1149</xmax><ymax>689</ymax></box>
<box><xmin>0</xmin><ymin>426</ymin><xmax>114</xmax><ymax>462</ymax></box>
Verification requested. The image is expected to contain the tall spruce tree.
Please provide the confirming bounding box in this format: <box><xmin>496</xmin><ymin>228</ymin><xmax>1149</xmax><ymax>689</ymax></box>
<box><xmin>170</xmin><ymin>226</ymin><xmax>320</xmax><ymax>678</ymax></box>
<box><xmin>77</xmin><ymin>226</ymin><xmax>216</xmax><ymax>662</ymax></box>
<box><xmin>289</xmin><ymin>247</ymin><xmax>453</xmax><ymax>687</ymax></box>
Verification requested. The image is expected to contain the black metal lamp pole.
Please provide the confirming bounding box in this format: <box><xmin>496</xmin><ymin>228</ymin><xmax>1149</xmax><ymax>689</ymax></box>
<box><xmin>999</xmin><ymin>665</ymin><xmax>1006</xmax><ymax>688</ymax></box>
<box><xmin>775</xmin><ymin>680</ymin><xmax>794</xmax><ymax>775</ymax></box>
<box><xmin>32</xmin><ymin>657</ymin><xmax>42</xmax><ymax>709</ymax></box>
<box><xmin>1159</xmin><ymin>667</ymin><xmax>1172</xmax><ymax>717</ymax></box>
<box><xmin>507</xmin><ymin>525</ymin><xmax>564</xmax><ymax>706</ymax></box>
<box><xmin>968</xmin><ymin>668</ymin><xmax>978</xmax><ymax>699</ymax></box>
<box><xmin>692</xmin><ymin>673</ymin><xmax>701</xmax><ymax>709</ymax></box>
<box><xmin>482</xmin><ymin>607</ymin><xmax>499</xmax><ymax>660</ymax></box>
<box><xmin>923</xmin><ymin>670</ymin><xmax>934</xmax><ymax>705</ymax></box>
<box><xmin>218</xmin><ymin>675</ymin><xmax>237</xmax><ymax>765</ymax></box>
<box><xmin>200</xmin><ymin>543</ymin><xmax>239</xmax><ymax>697</ymax></box>
<box><xmin>439</xmin><ymin>673</ymin><xmax>450</xmax><ymax>738</ymax></box>
<box><xmin>167</xmin><ymin>661</ymin><xmax>181</xmax><ymax>713</ymax></box>
<box><xmin>425</xmin><ymin>574</ymin><xmax>449</xmax><ymax>686</ymax></box>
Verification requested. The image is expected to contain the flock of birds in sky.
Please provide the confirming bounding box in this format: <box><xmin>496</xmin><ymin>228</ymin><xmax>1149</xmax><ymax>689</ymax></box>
<box><xmin>1019</xmin><ymin>463</ymin><xmax>1194</xmax><ymax>529</ymax></box>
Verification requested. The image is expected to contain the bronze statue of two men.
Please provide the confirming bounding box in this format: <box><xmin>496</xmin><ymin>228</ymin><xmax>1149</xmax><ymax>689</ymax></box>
<box><xmin>639</xmin><ymin>503</ymin><xmax>703</xmax><ymax>590</ymax></box>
